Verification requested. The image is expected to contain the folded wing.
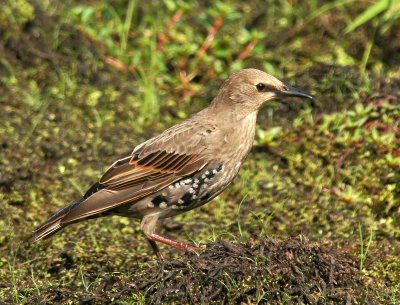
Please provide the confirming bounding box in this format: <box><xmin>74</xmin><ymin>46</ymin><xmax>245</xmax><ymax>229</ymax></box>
<box><xmin>59</xmin><ymin>149</ymin><xmax>208</xmax><ymax>224</ymax></box>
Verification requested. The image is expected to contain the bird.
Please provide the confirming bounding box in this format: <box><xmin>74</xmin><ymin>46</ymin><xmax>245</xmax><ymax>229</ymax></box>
<box><xmin>33</xmin><ymin>68</ymin><xmax>312</xmax><ymax>259</ymax></box>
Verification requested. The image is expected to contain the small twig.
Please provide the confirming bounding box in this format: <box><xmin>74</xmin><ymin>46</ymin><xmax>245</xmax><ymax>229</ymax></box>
<box><xmin>392</xmin><ymin>149</ymin><xmax>400</xmax><ymax>157</ymax></box>
<box><xmin>289</xmin><ymin>136</ymin><xmax>301</xmax><ymax>142</ymax></box>
<box><xmin>179</xmin><ymin>17</ymin><xmax>223</xmax><ymax>88</ymax></box>
<box><xmin>103</xmin><ymin>56</ymin><xmax>139</xmax><ymax>73</ymax></box>
<box><xmin>237</xmin><ymin>39</ymin><xmax>257</xmax><ymax>62</ymax></box>
<box><xmin>199</xmin><ymin>68</ymin><xmax>215</xmax><ymax>84</ymax></box>
<box><xmin>79</xmin><ymin>25</ymin><xmax>99</xmax><ymax>42</ymax></box>
<box><xmin>157</xmin><ymin>9</ymin><xmax>183</xmax><ymax>52</ymax></box>
<box><xmin>363</xmin><ymin>120</ymin><xmax>376</xmax><ymax>129</ymax></box>
<box><xmin>195</xmin><ymin>17</ymin><xmax>223</xmax><ymax>61</ymax></box>
<box><xmin>179</xmin><ymin>70</ymin><xmax>197</xmax><ymax>86</ymax></box>
<box><xmin>335</xmin><ymin>149</ymin><xmax>354</xmax><ymax>184</ymax></box>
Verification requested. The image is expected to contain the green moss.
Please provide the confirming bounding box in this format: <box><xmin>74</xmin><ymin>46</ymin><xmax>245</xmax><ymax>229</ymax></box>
<box><xmin>0</xmin><ymin>0</ymin><xmax>34</xmax><ymax>34</ymax></box>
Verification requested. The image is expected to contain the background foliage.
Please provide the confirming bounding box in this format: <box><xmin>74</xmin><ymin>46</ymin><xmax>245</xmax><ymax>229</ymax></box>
<box><xmin>1</xmin><ymin>0</ymin><xmax>399</xmax><ymax>303</ymax></box>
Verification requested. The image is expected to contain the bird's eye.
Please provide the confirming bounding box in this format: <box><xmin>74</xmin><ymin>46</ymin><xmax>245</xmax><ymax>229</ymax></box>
<box><xmin>256</xmin><ymin>83</ymin><xmax>266</xmax><ymax>92</ymax></box>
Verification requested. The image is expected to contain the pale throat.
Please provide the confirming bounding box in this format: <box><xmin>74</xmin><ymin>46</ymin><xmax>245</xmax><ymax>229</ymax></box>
<box><xmin>227</xmin><ymin>110</ymin><xmax>258</xmax><ymax>158</ymax></box>
<box><xmin>240</xmin><ymin>111</ymin><xmax>258</xmax><ymax>147</ymax></box>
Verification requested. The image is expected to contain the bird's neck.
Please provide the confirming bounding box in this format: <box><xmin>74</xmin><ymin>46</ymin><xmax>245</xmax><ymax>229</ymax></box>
<box><xmin>209</xmin><ymin>96</ymin><xmax>258</xmax><ymax>121</ymax></box>
<box><xmin>233</xmin><ymin>110</ymin><xmax>258</xmax><ymax>153</ymax></box>
<box><xmin>207</xmin><ymin>103</ymin><xmax>259</xmax><ymax>161</ymax></box>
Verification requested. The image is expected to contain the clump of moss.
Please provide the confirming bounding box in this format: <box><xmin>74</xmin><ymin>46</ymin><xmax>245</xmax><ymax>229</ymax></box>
<box><xmin>0</xmin><ymin>0</ymin><xmax>34</xmax><ymax>41</ymax></box>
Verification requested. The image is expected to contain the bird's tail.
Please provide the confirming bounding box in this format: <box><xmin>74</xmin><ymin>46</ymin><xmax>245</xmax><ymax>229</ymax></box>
<box><xmin>32</xmin><ymin>196</ymin><xmax>85</xmax><ymax>242</ymax></box>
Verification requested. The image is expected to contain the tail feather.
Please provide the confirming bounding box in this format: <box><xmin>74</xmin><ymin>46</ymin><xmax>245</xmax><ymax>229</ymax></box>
<box><xmin>32</xmin><ymin>196</ymin><xmax>85</xmax><ymax>241</ymax></box>
<box><xmin>32</xmin><ymin>220</ymin><xmax>63</xmax><ymax>242</ymax></box>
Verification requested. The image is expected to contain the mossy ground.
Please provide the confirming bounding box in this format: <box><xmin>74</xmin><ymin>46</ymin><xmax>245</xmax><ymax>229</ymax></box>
<box><xmin>1</xmin><ymin>1</ymin><xmax>399</xmax><ymax>304</ymax></box>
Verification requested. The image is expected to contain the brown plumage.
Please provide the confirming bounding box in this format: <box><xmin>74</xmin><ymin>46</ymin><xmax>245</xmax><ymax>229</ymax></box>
<box><xmin>33</xmin><ymin>68</ymin><xmax>312</xmax><ymax>259</ymax></box>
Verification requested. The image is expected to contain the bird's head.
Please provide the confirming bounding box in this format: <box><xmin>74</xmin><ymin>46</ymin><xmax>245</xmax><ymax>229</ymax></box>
<box><xmin>214</xmin><ymin>68</ymin><xmax>312</xmax><ymax>112</ymax></box>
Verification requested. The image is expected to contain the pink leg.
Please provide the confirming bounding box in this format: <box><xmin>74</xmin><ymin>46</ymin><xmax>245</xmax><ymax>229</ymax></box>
<box><xmin>147</xmin><ymin>239</ymin><xmax>165</xmax><ymax>260</ymax></box>
<box><xmin>146</xmin><ymin>233</ymin><xmax>205</xmax><ymax>257</ymax></box>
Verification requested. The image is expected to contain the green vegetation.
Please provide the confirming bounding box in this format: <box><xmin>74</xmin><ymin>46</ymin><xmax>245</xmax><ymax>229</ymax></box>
<box><xmin>1</xmin><ymin>0</ymin><xmax>399</xmax><ymax>303</ymax></box>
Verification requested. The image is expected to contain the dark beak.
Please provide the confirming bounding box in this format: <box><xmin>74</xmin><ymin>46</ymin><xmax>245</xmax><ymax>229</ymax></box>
<box><xmin>277</xmin><ymin>84</ymin><xmax>313</xmax><ymax>99</ymax></box>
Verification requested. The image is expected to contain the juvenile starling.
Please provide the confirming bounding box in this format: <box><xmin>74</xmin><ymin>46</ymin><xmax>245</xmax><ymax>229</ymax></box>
<box><xmin>33</xmin><ymin>68</ymin><xmax>312</xmax><ymax>259</ymax></box>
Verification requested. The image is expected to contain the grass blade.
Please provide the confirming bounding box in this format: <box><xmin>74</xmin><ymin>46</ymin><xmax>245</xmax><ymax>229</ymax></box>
<box><xmin>344</xmin><ymin>0</ymin><xmax>390</xmax><ymax>33</ymax></box>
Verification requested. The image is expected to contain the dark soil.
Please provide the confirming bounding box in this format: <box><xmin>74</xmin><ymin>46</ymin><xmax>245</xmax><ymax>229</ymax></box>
<box><xmin>17</xmin><ymin>236</ymin><xmax>372</xmax><ymax>304</ymax></box>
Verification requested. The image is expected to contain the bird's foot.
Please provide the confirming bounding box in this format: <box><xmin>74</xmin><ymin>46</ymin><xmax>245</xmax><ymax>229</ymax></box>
<box><xmin>146</xmin><ymin>233</ymin><xmax>206</xmax><ymax>260</ymax></box>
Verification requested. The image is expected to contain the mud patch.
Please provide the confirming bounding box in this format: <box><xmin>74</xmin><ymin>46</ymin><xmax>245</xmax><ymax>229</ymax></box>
<box><xmin>137</xmin><ymin>236</ymin><xmax>364</xmax><ymax>304</ymax></box>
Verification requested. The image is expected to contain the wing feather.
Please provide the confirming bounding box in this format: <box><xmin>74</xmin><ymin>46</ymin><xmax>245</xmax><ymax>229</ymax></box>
<box><xmin>58</xmin><ymin>149</ymin><xmax>208</xmax><ymax>225</ymax></box>
<box><xmin>137</xmin><ymin>151</ymin><xmax>164</xmax><ymax>167</ymax></box>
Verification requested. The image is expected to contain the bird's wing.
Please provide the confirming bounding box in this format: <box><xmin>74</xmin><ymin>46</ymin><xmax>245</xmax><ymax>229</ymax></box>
<box><xmin>60</xmin><ymin>123</ymin><xmax>211</xmax><ymax>224</ymax></box>
<box><xmin>99</xmin><ymin>150</ymin><xmax>205</xmax><ymax>189</ymax></box>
